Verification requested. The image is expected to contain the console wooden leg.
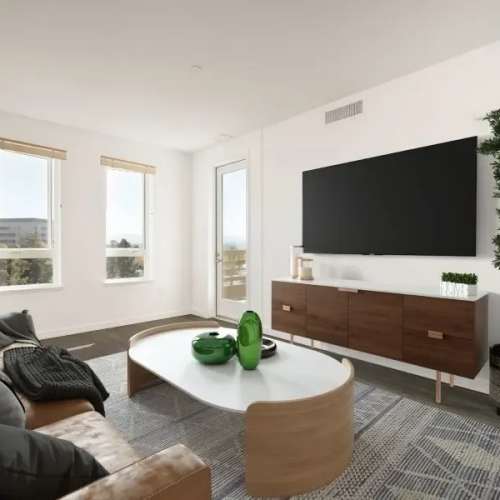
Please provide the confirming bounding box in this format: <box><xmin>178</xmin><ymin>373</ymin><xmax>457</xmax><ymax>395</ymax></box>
<box><xmin>435</xmin><ymin>371</ymin><xmax>442</xmax><ymax>404</ymax></box>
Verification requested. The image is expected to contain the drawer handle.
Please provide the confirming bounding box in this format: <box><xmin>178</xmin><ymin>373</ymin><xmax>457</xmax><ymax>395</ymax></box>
<box><xmin>338</xmin><ymin>287</ymin><xmax>359</xmax><ymax>293</ymax></box>
<box><xmin>282</xmin><ymin>304</ymin><xmax>292</xmax><ymax>312</ymax></box>
<box><xmin>428</xmin><ymin>330</ymin><xmax>444</xmax><ymax>340</ymax></box>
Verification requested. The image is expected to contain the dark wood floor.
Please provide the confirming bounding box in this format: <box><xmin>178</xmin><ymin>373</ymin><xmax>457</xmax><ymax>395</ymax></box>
<box><xmin>42</xmin><ymin>315</ymin><xmax>202</xmax><ymax>361</ymax></box>
<box><xmin>42</xmin><ymin>315</ymin><xmax>500</xmax><ymax>428</ymax></box>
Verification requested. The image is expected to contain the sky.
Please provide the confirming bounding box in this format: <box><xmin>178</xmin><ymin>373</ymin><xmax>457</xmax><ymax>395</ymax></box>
<box><xmin>0</xmin><ymin>150</ymin><xmax>48</xmax><ymax>219</ymax></box>
<box><xmin>0</xmin><ymin>149</ymin><xmax>144</xmax><ymax>246</ymax></box>
<box><xmin>106</xmin><ymin>168</ymin><xmax>144</xmax><ymax>246</ymax></box>
<box><xmin>222</xmin><ymin>168</ymin><xmax>246</xmax><ymax>249</ymax></box>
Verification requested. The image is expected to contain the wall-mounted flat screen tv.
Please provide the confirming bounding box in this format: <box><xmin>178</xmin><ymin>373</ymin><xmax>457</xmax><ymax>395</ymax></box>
<box><xmin>302</xmin><ymin>136</ymin><xmax>477</xmax><ymax>256</ymax></box>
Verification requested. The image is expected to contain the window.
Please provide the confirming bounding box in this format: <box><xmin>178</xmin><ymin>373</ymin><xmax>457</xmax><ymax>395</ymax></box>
<box><xmin>104</xmin><ymin>156</ymin><xmax>154</xmax><ymax>281</ymax></box>
<box><xmin>0</xmin><ymin>146</ymin><xmax>62</xmax><ymax>289</ymax></box>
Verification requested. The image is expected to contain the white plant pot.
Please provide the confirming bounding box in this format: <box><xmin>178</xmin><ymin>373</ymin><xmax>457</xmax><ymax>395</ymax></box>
<box><xmin>441</xmin><ymin>281</ymin><xmax>456</xmax><ymax>297</ymax></box>
<box><xmin>441</xmin><ymin>281</ymin><xmax>477</xmax><ymax>298</ymax></box>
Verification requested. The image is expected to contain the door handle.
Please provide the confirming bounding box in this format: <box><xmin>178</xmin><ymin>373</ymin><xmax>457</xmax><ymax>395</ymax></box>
<box><xmin>428</xmin><ymin>330</ymin><xmax>444</xmax><ymax>340</ymax></box>
<box><xmin>338</xmin><ymin>287</ymin><xmax>359</xmax><ymax>293</ymax></box>
<box><xmin>282</xmin><ymin>305</ymin><xmax>292</xmax><ymax>312</ymax></box>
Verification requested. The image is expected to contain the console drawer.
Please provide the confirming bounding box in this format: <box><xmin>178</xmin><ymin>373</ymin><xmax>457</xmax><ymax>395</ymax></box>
<box><xmin>403</xmin><ymin>330</ymin><xmax>478</xmax><ymax>377</ymax></box>
<box><xmin>307</xmin><ymin>285</ymin><xmax>348</xmax><ymax>346</ymax></box>
<box><xmin>272</xmin><ymin>282</ymin><xmax>306</xmax><ymax>335</ymax></box>
<box><xmin>348</xmin><ymin>291</ymin><xmax>403</xmax><ymax>360</ymax></box>
<box><xmin>404</xmin><ymin>296</ymin><xmax>475</xmax><ymax>340</ymax></box>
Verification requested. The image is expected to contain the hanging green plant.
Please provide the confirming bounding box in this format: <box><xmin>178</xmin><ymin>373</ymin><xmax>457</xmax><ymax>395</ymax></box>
<box><xmin>478</xmin><ymin>108</ymin><xmax>500</xmax><ymax>269</ymax></box>
<box><xmin>494</xmin><ymin>234</ymin><xmax>500</xmax><ymax>269</ymax></box>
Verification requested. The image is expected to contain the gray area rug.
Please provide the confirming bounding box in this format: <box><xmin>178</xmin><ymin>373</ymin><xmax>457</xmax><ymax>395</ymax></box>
<box><xmin>89</xmin><ymin>352</ymin><xmax>500</xmax><ymax>499</ymax></box>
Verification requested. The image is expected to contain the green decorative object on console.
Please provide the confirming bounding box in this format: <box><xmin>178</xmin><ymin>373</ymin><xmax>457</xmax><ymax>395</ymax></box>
<box><xmin>237</xmin><ymin>311</ymin><xmax>263</xmax><ymax>370</ymax></box>
<box><xmin>191</xmin><ymin>331</ymin><xmax>236</xmax><ymax>365</ymax></box>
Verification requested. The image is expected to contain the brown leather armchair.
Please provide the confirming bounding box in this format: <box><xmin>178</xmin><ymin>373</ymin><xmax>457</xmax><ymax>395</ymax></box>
<box><xmin>60</xmin><ymin>444</ymin><xmax>211</xmax><ymax>500</ymax></box>
<box><xmin>23</xmin><ymin>398</ymin><xmax>212</xmax><ymax>500</ymax></box>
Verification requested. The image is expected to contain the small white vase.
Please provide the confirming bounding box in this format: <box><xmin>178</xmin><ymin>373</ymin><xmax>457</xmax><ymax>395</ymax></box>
<box><xmin>289</xmin><ymin>245</ymin><xmax>303</xmax><ymax>279</ymax></box>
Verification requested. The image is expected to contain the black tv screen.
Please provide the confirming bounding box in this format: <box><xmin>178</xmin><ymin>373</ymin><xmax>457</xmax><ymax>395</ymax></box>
<box><xmin>303</xmin><ymin>137</ymin><xmax>477</xmax><ymax>256</ymax></box>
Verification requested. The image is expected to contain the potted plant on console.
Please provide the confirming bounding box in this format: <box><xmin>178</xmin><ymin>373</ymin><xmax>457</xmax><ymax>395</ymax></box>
<box><xmin>441</xmin><ymin>272</ymin><xmax>478</xmax><ymax>298</ymax></box>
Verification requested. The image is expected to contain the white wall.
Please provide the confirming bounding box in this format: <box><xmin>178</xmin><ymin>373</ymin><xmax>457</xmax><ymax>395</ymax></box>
<box><xmin>193</xmin><ymin>41</ymin><xmax>500</xmax><ymax>392</ymax></box>
<box><xmin>0</xmin><ymin>110</ymin><xmax>192</xmax><ymax>338</ymax></box>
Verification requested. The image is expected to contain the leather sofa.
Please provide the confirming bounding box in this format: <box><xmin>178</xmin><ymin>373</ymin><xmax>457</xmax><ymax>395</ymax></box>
<box><xmin>19</xmin><ymin>395</ymin><xmax>212</xmax><ymax>500</ymax></box>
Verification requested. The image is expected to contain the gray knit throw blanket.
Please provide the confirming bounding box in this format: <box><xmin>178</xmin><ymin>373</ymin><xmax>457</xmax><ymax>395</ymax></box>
<box><xmin>4</xmin><ymin>346</ymin><xmax>109</xmax><ymax>415</ymax></box>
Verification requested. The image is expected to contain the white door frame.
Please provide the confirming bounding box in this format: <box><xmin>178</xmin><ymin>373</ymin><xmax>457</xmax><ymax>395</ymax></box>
<box><xmin>215</xmin><ymin>159</ymin><xmax>249</xmax><ymax>321</ymax></box>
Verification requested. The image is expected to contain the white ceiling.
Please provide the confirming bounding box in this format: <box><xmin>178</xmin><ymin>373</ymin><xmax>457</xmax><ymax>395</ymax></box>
<box><xmin>1</xmin><ymin>0</ymin><xmax>499</xmax><ymax>152</ymax></box>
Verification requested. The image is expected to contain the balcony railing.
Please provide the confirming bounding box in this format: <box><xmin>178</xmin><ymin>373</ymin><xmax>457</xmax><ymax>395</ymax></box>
<box><xmin>223</xmin><ymin>248</ymin><xmax>247</xmax><ymax>301</ymax></box>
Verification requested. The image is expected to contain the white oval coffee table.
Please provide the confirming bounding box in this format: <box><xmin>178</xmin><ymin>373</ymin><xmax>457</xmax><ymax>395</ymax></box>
<box><xmin>127</xmin><ymin>321</ymin><xmax>354</xmax><ymax>497</ymax></box>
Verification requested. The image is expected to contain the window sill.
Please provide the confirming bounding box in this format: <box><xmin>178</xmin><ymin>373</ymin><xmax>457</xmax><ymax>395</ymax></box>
<box><xmin>0</xmin><ymin>283</ymin><xmax>63</xmax><ymax>294</ymax></box>
<box><xmin>104</xmin><ymin>278</ymin><xmax>153</xmax><ymax>286</ymax></box>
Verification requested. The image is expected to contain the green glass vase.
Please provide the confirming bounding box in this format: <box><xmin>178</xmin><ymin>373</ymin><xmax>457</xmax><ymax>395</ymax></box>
<box><xmin>237</xmin><ymin>311</ymin><xmax>263</xmax><ymax>370</ymax></box>
<box><xmin>192</xmin><ymin>331</ymin><xmax>236</xmax><ymax>365</ymax></box>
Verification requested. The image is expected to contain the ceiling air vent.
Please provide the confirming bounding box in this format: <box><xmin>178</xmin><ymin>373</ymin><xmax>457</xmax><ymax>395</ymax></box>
<box><xmin>325</xmin><ymin>100</ymin><xmax>363</xmax><ymax>124</ymax></box>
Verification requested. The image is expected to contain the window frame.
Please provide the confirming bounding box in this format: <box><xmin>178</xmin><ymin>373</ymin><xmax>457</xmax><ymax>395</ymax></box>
<box><xmin>0</xmin><ymin>153</ymin><xmax>61</xmax><ymax>292</ymax></box>
<box><xmin>104</xmin><ymin>166</ymin><xmax>154</xmax><ymax>284</ymax></box>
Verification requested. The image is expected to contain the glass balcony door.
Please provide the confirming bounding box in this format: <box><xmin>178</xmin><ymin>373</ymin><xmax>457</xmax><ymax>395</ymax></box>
<box><xmin>216</xmin><ymin>161</ymin><xmax>248</xmax><ymax>320</ymax></box>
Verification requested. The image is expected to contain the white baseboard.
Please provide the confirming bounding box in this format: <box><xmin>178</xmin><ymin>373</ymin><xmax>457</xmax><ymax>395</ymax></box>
<box><xmin>263</xmin><ymin>324</ymin><xmax>489</xmax><ymax>395</ymax></box>
<box><xmin>190</xmin><ymin>309</ymin><xmax>212</xmax><ymax>319</ymax></box>
<box><xmin>38</xmin><ymin>309</ymin><xmax>193</xmax><ymax>339</ymax></box>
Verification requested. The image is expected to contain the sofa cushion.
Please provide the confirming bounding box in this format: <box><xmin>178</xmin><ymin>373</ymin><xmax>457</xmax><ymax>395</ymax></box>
<box><xmin>0</xmin><ymin>423</ymin><xmax>108</xmax><ymax>500</ymax></box>
<box><xmin>0</xmin><ymin>378</ymin><xmax>25</xmax><ymax>427</ymax></box>
<box><xmin>37</xmin><ymin>411</ymin><xmax>140</xmax><ymax>474</ymax></box>
<box><xmin>0</xmin><ymin>310</ymin><xmax>38</xmax><ymax>349</ymax></box>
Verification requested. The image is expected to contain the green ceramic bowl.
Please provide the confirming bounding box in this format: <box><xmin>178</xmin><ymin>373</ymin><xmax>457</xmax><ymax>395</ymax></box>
<box><xmin>192</xmin><ymin>331</ymin><xmax>236</xmax><ymax>365</ymax></box>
